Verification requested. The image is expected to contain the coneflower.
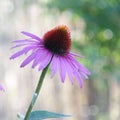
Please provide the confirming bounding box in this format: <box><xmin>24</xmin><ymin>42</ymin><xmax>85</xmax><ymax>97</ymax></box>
<box><xmin>10</xmin><ymin>25</ymin><xmax>90</xmax><ymax>87</ymax></box>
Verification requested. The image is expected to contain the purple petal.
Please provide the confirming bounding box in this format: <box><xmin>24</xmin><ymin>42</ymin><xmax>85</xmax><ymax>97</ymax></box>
<box><xmin>70</xmin><ymin>52</ymin><xmax>84</xmax><ymax>58</ymax></box>
<box><xmin>20</xmin><ymin>50</ymin><xmax>38</xmax><ymax>67</ymax></box>
<box><xmin>51</xmin><ymin>55</ymin><xmax>58</xmax><ymax>78</ymax></box>
<box><xmin>0</xmin><ymin>85</ymin><xmax>5</xmax><ymax>92</ymax></box>
<box><xmin>21</xmin><ymin>31</ymin><xmax>42</xmax><ymax>41</ymax></box>
<box><xmin>11</xmin><ymin>43</ymin><xmax>41</xmax><ymax>49</ymax></box>
<box><xmin>76</xmin><ymin>62</ymin><xmax>91</xmax><ymax>75</ymax></box>
<box><xmin>67</xmin><ymin>54</ymin><xmax>91</xmax><ymax>87</ymax></box>
<box><xmin>13</xmin><ymin>39</ymin><xmax>39</xmax><ymax>43</ymax></box>
<box><xmin>58</xmin><ymin>56</ymin><xmax>66</xmax><ymax>82</ymax></box>
<box><xmin>65</xmin><ymin>55</ymin><xmax>83</xmax><ymax>87</ymax></box>
<box><xmin>10</xmin><ymin>46</ymin><xmax>36</xmax><ymax>59</ymax></box>
<box><xmin>63</xmin><ymin>57</ymin><xmax>74</xmax><ymax>84</ymax></box>
<box><xmin>38</xmin><ymin>51</ymin><xmax>52</xmax><ymax>71</ymax></box>
<box><xmin>11</xmin><ymin>43</ymin><xmax>30</xmax><ymax>49</ymax></box>
<box><xmin>68</xmin><ymin>54</ymin><xmax>91</xmax><ymax>75</ymax></box>
<box><xmin>80</xmin><ymin>72</ymin><xmax>89</xmax><ymax>79</ymax></box>
<box><xmin>51</xmin><ymin>55</ymin><xmax>74</xmax><ymax>84</ymax></box>
<box><xmin>32</xmin><ymin>50</ymin><xmax>42</xmax><ymax>68</ymax></box>
<box><xmin>73</xmin><ymin>70</ymin><xmax>83</xmax><ymax>88</ymax></box>
<box><xmin>32</xmin><ymin>48</ymin><xmax>51</xmax><ymax>68</ymax></box>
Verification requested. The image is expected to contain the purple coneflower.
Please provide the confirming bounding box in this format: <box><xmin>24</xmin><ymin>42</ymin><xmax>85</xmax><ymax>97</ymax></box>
<box><xmin>10</xmin><ymin>25</ymin><xmax>90</xmax><ymax>87</ymax></box>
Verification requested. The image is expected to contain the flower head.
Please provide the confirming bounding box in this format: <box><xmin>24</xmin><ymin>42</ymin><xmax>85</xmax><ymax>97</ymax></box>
<box><xmin>43</xmin><ymin>25</ymin><xmax>71</xmax><ymax>55</ymax></box>
<box><xmin>10</xmin><ymin>25</ymin><xmax>90</xmax><ymax>87</ymax></box>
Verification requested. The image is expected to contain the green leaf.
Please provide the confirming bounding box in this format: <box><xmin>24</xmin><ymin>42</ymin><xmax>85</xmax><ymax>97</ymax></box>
<box><xmin>28</xmin><ymin>110</ymin><xmax>71</xmax><ymax>120</ymax></box>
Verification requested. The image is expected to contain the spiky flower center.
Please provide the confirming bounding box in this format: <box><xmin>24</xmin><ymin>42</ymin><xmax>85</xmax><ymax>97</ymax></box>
<box><xmin>43</xmin><ymin>25</ymin><xmax>71</xmax><ymax>55</ymax></box>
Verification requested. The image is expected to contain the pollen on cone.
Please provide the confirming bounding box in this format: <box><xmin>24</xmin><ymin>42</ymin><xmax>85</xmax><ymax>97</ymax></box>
<box><xmin>43</xmin><ymin>25</ymin><xmax>71</xmax><ymax>55</ymax></box>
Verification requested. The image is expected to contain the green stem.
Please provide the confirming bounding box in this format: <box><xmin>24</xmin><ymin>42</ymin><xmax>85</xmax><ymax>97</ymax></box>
<box><xmin>24</xmin><ymin>63</ymin><xmax>50</xmax><ymax>120</ymax></box>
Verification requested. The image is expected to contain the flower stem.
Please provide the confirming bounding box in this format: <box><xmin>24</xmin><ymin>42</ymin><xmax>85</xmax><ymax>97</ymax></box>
<box><xmin>24</xmin><ymin>63</ymin><xmax>50</xmax><ymax>120</ymax></box>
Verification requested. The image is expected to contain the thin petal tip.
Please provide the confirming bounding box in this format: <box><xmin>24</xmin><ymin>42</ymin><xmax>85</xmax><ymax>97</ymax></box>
<box><xmin>10</xmin><ymin>56</ymin><xmax>14</xmax><ymax>60</ymax></box>
<box><xmin>20</xmin><ymin>64</ymin><xmax>24</xmax><ymax>68</ymax></box>
<box><xmin>80</xmin><ymin>86</ymin><xmax>83</xmax><ymax>88</ymax></box>
<box><xmin>0</xmin><ymin>86</ymin><xmax>5</xmax><ymax>92</ymax></box>
<box><xmin>87</xmin><ymin>70</ymin><xmax>91</xmax><ymax>75</ymax></box>
<box><xmin>21</xmin><ymin>31</ymin><xmax>25</xmax><ymax>34</ymax></box>
<box><xmin>61</xmin><ymin>80</ymin><xmax>65</xmax><ymax>83</ymax></box>
<box><xmin>32</xmin><ymin>65</ymin><xmax>36</xmax><ymax>69</ymax></box>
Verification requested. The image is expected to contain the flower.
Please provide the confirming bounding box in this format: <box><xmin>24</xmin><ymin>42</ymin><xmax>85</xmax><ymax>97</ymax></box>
<box><xmin>10</xmin><ymin>25</ymin><xmax>90</xmax><ymax>87</ymax></box>
<box><xmin>0</xmin><ymin>84</ymin><xmax>5</xmax><ymax>92</ymax></box>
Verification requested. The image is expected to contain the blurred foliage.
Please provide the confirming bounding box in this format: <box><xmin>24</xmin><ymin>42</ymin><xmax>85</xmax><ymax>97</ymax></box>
<box><xmin>46</xmin><ymin>1</ymin><xmax>120</xmax><ymax>119</ymax></box>
<box><xmin>46</xmin><ymin>0</ymin><xmax>120</xmax><ymax>80</ymax></box>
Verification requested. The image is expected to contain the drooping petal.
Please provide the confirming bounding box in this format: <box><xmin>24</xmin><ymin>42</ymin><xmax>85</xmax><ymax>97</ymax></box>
<box><xmin>11</xmin><ymin>43</ymin><xmax>30</xmax><ymax>49</ymax></box>
<box><xmin>10</xmin><ymin>46</ymin><xmax>36</xmax><ymax>59</ymax></box>
<box><xmin>38</xmin><ymin>51</ymin><xmax>52</xmax><ymax>71</ymax></box>
<box><xmin>73</xmin><ymin>70</ymin><xmax>83</xmax><ymax>88</ymax></box>
<box><xmin>51</xmin><ymin>55</ymin><xmax>75</xmax><ymax>84</ymax></box>
<box><xmin>21</xmin><ymin>31</ymin><xmax>42</xmax><ymax>41</ymax></box>
<box><xmin>76</xmin><ymin>61</ymin><xmax>91</xmax><ymax>75</ymax></box>
<box><xmin>51</xmin><ymin>55</ymin><xmax>58</xmax><ymax>78</ymax></box>
<box><xmin>57</xmin><ymin>56</ymin><xmax>66</xmax><ymax>82</ymax></box>
<box><xmin>20</xmin><ymin>50</ymin><xmax>39</xmax><ymax>67</ymax></box>
<box><xmin>10</xmin><ymin>49</ymin><xmax>25</xmax><ymax>59</ymax></box>
<box><xmin>68</xmin><ymin>54</ymin><xmax>91</xmax><ymax>75</ymax></box>
<box><xmin>32</xmin><ymin>48</ymin><xmax>50</xmax><ymax>68</ymax></box>
<box><xmin>80</xmin><ymin>72</ymin><xmax>89</xmax><ymax>79</ymax></box>
<box><xmin>70</xmin><ymin>52</ymin><xmax>84</xmax><ymax>58</ymax></box>
<box><xmin>13</xmin><ymin>39</ymin><xmax>40</xmax><ymax>43</ymax></box>
<box><xmin>66</xmin><ymin>53</ymin><xmax>90</xmax><ymax>87</ymax></box>
<box><xmin>63</xmin><ymin>57</ymin><xmax>74</xmax><ymax>84</ymax></box>
<box><xmin>11</xmin><ymin>43</ymin><xmax>41</xmax><ymax>49</ymax></box>
<box><xmin>32</xmin><ymin>50</ymin><xmax>42</xmax><ymax>68</ymax></box>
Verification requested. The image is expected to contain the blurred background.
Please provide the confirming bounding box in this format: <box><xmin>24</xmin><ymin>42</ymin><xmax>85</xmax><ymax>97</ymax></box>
<box><xmin>0</xmin><ymin>0</ymin><xmax>120</xmax><ymax>120</ymax></box>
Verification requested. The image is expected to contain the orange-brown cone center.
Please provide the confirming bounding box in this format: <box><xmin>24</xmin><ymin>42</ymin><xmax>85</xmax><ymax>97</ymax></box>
<box><xmin>43</xmin><ymin>25</ymin><xmax>71</xmax><ymax>55</ymax></box>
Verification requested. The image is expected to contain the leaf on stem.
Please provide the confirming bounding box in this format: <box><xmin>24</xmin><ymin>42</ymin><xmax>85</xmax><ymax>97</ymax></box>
<box><xmin>28</xmin><ymin>110</ymin><xmax>72</xmax><ymax>120</ymax></box>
